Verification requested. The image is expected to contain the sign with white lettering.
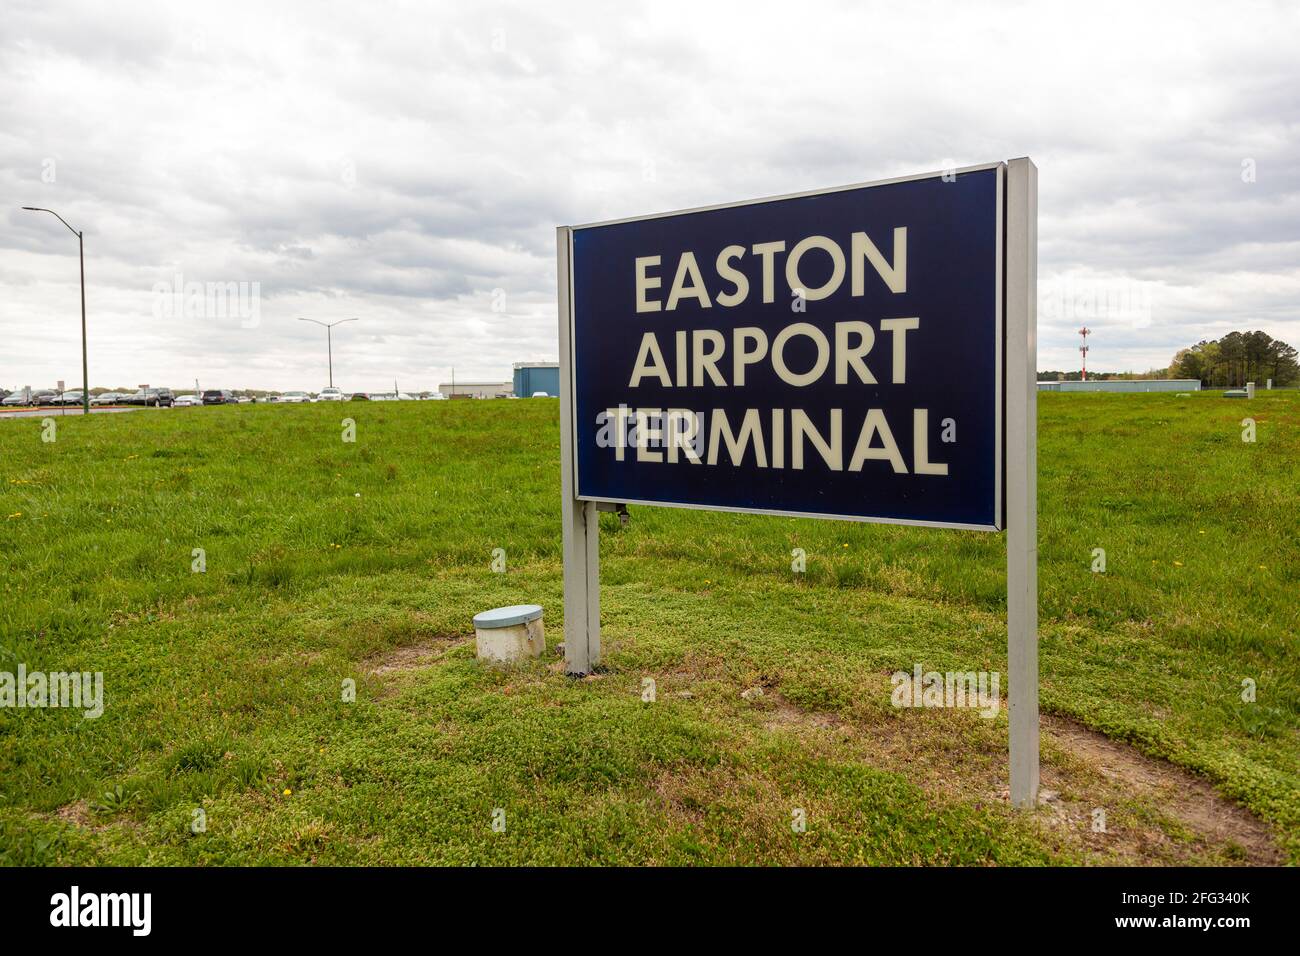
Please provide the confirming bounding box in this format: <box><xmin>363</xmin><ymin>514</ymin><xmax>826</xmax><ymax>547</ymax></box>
<box><xmin>565</xmin><ymin>164</ymin><xmax>1004</xmax><ymax>530</ymax></box>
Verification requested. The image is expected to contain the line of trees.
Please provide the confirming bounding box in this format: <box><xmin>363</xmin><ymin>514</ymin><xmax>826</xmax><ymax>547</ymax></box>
<box><xmin>1170</xmin><ymin>331</ymin><xmax>1298</xmax><ymax>388</ymax></box>
<box><xmin>1037</xmin><ymin>370</ymin><xmax>1168</xmax><ymax>382</ymax></box>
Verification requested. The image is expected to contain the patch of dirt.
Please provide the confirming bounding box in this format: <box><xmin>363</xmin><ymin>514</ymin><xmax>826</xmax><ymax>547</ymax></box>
<box><xmin>738</xmin><ymin>681</ymin><xmax>1282</xmax><ymax>865</ymax></box>
<box><xmin>758</xmin><ymin>690</ymin><xmax>845</xmax><ymax>732</ymax></box>
<box><xmin>1037</xmin><ymin>714</ymin><xmax>1283</xmax><ymax>865</ymax></box>
<box><xmin>365</xmin><ymin>636</ymin><xmax>467</xmax><ymax>675</ymax></box>
<box><xmin>55</xmin><ymin>799</ymin><xmax>95</xmax><ymax>828</ymax></box>
<box><xmin>49</xmin><ymin>800</ymin><xmax>144</xmax><ymax>838</ymax></box>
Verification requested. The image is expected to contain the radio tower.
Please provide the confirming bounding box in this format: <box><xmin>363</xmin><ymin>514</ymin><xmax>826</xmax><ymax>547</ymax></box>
<box><xmin>1078</xmin><ymin>326</ymin><xmax>1091</xmax><ymax>381</ymax></box>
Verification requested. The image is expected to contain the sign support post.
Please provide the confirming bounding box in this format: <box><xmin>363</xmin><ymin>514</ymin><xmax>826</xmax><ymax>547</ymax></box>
<box><xmin>557</xmin><ymin>226</ymin><xmax>600</xmax><ymax>674</ymax></box>
<box><xmin>1005</xmin><ymin>157</ymin><xmax>1039</xmax><ymax>808</ymax></box>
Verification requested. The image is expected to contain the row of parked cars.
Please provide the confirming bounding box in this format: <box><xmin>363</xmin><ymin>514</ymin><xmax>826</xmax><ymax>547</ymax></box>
<box><xmin>195</xmin><ymin>389</ymin><xmax>446</xmax><ymax>402</ymax></box>
<box><xmin>2</xmin><ymin>386</ymin><xmax>468</xmax><ymax>408</ymax></box>
<box><xmin>1</xmin><ymin>387</ymin><xmax>176</xmax><ymax>407</ymax></box>
<box><xmin>198</xmin><ymin>389</ymin><xmax>324</xmax><ymax>403</ymax></box>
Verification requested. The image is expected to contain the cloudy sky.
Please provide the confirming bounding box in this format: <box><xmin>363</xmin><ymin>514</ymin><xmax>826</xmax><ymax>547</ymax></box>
<box><xmin>2</xmin><ymin>0</ymin><xmax>1297</xmax><ymax>392</ymax></box>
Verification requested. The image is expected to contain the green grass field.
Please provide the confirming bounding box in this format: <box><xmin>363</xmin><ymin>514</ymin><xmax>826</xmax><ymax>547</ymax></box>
<box><xmin>1</xmin><ymin>393</ymin><xmax>1296</xmax><ymax>865</ymax></box>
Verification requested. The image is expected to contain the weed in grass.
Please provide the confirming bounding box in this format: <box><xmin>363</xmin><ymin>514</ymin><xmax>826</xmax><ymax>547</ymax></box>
<box><xmin>91</xmin><ymin>785</ymin><xmax>136</xmax><ymax>816</ymax></box>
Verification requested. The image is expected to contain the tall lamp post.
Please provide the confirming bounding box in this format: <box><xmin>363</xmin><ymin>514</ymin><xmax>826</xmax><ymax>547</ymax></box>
<box><xmin>22</xmin><ymin>206</ymin><xmax>89</xmax><ymax>414</ymax></box>
<box><xmin>297</xmin><ymin>317</ymin><xmax>359</xmax><ymax>388</ymax></box>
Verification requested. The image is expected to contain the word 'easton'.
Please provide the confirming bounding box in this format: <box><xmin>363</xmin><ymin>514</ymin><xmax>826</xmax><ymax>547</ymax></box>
<box><xmin>635</xmin><ymin>228</ymin><xmax>906</xmax><ymax>311</ymax></box>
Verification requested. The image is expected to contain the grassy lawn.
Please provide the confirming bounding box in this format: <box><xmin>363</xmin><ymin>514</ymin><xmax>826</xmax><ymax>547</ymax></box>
<box><xmin>1</xmin><ymin>392</ymin><xmax>1296</xmax><ymax>865</ymax></box>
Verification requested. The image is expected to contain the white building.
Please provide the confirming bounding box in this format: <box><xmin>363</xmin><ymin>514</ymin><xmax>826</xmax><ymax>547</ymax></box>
<box><xmin>438</xmin><ymin>381</ymin><xmax>513</xmax><ymax>399</ymax></box>
<box><xmin>1036</xmin><ymin>379</ymin><xmax>1201</xmax><ymax>393</ymax></box>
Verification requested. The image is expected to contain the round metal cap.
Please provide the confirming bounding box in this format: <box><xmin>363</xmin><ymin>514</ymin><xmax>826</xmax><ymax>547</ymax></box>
<box><xmin>473</xmin><ymin>604</ymin><xmax>544</xmax><ymax>629</ymax></box>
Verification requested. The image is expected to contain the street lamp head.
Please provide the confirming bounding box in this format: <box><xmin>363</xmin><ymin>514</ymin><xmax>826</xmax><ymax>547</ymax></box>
<box><xmin>299</xmin><ymin>316</ymin><xmax>359</xmax><ymax>328</ymax></box>
<box><xmin>22</xmin><ymin>206</ymin><xmax>79</xmax><ymax>236</ymax></box>
<box><xmin>22</xmin><ymin>206</ymin><xmax>87</xmax><ymax>408</ymax></box>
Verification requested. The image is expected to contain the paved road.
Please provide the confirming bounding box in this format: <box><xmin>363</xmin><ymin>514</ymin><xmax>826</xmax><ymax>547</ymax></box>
<box><xmin>0</xmin><ymin>405</ymin><xmax>145</xmax><ymax>420</ymax></box>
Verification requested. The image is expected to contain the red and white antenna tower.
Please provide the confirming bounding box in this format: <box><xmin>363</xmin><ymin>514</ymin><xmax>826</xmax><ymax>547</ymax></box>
<box><xmin>1078</xmin><ymin>326</ymin><xmax>1091</xmax><ymax>381</ymax></box>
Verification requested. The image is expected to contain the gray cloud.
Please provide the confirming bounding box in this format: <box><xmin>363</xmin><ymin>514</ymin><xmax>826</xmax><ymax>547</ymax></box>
<box><xmin>1</xmin><ymin>0</ymin><xmax>1297</xmax><ymax>390</ymax></box>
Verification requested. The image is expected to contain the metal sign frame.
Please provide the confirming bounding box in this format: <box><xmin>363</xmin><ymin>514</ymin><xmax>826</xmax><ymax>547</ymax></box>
<box><xmin>557</xmin><ymin>158</ymin><xmax>1038</xmax><ymax>807</ymax></box>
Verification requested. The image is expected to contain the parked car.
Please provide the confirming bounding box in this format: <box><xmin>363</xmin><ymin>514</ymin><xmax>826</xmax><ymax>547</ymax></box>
<box><xmin>317</xmin><ymin>387</ymin><xmax>344</xmax><ymax>402</ymax></box>
<box><xmin>123</xmin><ymin>388</ymin><xmax>173</xmax><ymax>407</ymax></box>
<box><xmin>2</xmin><ymin>392</ymin><xmax>29</xmax><ymax>406</ymax></box>
<box><xmin>277</xmin><ymin>391</ymin><xmax>312</xmax><ymax>403</ymax></box>
<box><xmin>202</xmin><ymin>389</ymin><xmax>235</xmax><ymax>405</ymax></box>
<box><xmin>91</xmin><ymin>391</ymin><xmax>126</xmax><ymax>406</ymax></box>
<box><xmin>53</xmin><ymin>390</ymin><xmax>86</xmax><ymax>406</ymax></box>
<box><xmin>28</xmin><ymin>390</ymin><xmax>58</xmax><ymax>406</ymax></box>
<box><xmin>172</xmin><ymin>394</ymin><xmax>202</xmax><ymax>407</ymax></box>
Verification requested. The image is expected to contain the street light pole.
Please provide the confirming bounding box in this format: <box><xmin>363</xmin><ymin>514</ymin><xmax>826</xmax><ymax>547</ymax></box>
<box><xmin>297</xmin><ymin>317</ymin><xmax>359</xmax><ymax>389</ymax></box>
<box><xmin>23</xmin><ymin>207</ymin><xmax>89</xmax><ymax>413</ymax></box>
<box><xmin>79</xmin><ymin>229</ymin><xmax>87</xmax><ymax>413</ymax></box>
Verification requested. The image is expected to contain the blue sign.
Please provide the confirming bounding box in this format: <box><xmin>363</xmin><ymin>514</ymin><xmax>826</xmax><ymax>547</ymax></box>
<box><xmin>567</xmin><ymin>165</ymin><xmax>1004</xmax><ymax>530</ymax></box>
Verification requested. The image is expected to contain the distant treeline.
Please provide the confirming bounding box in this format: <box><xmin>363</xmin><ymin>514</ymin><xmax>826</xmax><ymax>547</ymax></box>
<box><xmin>1040</xmin><ymin>330</ymin><xmax>1298</xmax><ymax>388</ymax></box>
<box><xmin>1037</xmin><ymin>370</ymin><xmax>1168</xmax><ymax>382</ymax></box>
<box><xmin>1169</xmin><ymin>331</ymin><xmax>1298</xmax><ymax>387</ymax></box>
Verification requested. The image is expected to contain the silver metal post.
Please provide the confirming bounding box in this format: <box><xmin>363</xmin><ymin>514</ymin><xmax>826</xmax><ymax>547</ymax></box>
<box><xmin>79</xmin><ymin>231</ymin><xmax>88</xmax><ymax>414</ymax></box>
<box><xmin>1006</xmin><ymin>157</ymin><xmax>1039</xmax><ymax>808</ymax></box>
<box><xmin>557</xmin><ymin>226</ymin><xmax>600</xmax><ymax>674</ymax></box>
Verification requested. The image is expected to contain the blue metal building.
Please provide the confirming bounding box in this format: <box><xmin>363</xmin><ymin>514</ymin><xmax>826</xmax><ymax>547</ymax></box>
<box><xmin>513</xmin><ymin>362</ymin><xmax>559</xmax><ymax>397</ymax></box>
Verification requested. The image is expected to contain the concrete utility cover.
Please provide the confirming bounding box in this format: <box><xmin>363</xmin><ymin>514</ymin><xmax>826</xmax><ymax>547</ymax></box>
<box><xmin>473</xmin><ymin>604</ymin><xmax>544</xmax><ymax>629</ymax></box>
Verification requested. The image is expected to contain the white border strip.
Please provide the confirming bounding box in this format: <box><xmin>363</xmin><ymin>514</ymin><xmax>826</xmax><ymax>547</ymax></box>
<box><xmin>571</xmin><ymin>162</ymin><xmax>1005</xmax><ymax>231</ymax></box>
<box><xmin>994</xmin><ymin>163</ymin><xmax>1005</xmax><ymax>532</ymax></box>
<box><xmin>566</xmin><ymin>227</ymin><xmax>579</xmax><ymax>489</ymax></box>
<box><xmin>580</xmin><ymin>493</ymin><xmax>997</xmax><ymax>533</ymax></box>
